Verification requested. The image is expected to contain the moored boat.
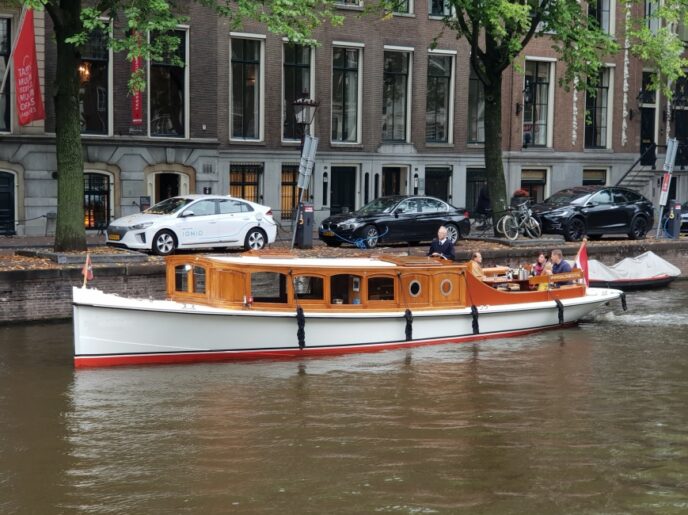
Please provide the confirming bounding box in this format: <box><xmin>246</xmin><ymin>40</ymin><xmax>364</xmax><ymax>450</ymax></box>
<box><xmin>588</xmin><ymin>251</ymin><xmax>681</xmax><ymax>290</ymax></box>
<box><xmin>72</xmin><ymin>254</ymin><xmax>623</xmax><ymax>368</ymax></box>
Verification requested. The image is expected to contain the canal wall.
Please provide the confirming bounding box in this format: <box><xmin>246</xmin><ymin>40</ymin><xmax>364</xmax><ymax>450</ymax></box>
<box><xmin>2</xmin><ymin>240</ymin><xmax>688</xmax><ymax>324</ymax></box>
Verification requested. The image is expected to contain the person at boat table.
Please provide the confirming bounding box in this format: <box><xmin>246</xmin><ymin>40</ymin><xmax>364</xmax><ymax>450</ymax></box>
<box><xmin>550</xmin><ymin>248</ymin><xmax>572</xmax><ymax>285</ymax></box>
<box><xmin>427</xmin><ymin>226</ymin><xmax>455</xmax><ymax>260</ymax></box>
<box><xmin>532</xmin><ymin>252</ymin><xmax>548</xmax><ymax>275</ymax></box>
<box><xmin>538</xmin><ymin>262</ymin><xmax>554</xmax><ymax>291</ymax></box>
<box><xmin>467</xmin><ymin>252</ymin><xmax>486</xmax><ymax>280</ymax></box>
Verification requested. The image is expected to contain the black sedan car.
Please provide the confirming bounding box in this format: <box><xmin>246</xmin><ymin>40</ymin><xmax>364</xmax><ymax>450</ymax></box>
<box><xmin>319</xmin><ymin>196</ymin><xmax>471</xmax><ymax>248</ymax></box>
<box><xmin>530</xmin><ymin>186</ymin><xmax>654</xmax><ymax>241</ymax></box>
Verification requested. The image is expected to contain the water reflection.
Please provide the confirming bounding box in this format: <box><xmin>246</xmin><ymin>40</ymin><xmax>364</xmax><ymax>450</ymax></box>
<box><xmin>1</xmin><ymin>284</ymin><xmax>688</xmax><ymax>512</ymax></box>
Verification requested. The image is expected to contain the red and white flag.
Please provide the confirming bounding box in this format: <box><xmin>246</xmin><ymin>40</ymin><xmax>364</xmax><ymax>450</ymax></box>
<box><xmin>12</xmin><ymin>9</ymin><xmax>45</xmax><ymax>126</ymax></box>
<box><xmin>82</xmin><ymin>253</ymin><xmax>94</xmax><ymax>286</ymax></box>
<box><xmin>575</xmin><ymin>239</ymin><xmax>589</xmax><ymax>286</ymax></box>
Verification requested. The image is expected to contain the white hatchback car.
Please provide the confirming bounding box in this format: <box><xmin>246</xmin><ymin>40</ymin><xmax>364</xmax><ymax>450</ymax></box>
<box><xmin>106</xmin><ymin>195</ymin><xmax>277</xmax><ymax>255</ymax></box>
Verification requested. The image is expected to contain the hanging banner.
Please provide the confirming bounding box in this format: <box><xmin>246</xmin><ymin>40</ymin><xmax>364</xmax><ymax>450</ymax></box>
<box><xmin>130</xmin><ymin>30</ymin><xmax>143</xmax><ymax>126</ymax></box>
<box><xmin>13</xmin><ymin>9</ymin><xmax>45</xmax><ymax>125</ymax></box>
<box><xmin>130</xmin><ymin>57</ymin><xmax>143</xmax><ymax>125</ymax></box>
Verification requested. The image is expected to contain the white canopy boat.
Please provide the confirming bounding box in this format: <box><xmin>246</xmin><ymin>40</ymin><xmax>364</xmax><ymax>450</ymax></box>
<box><xmin>72</xmin><ymin>254</ymin><xmax>624</xmax><ymax>368</ymax></box>
<box><xmin>588</xmin><ymin>251</ymin><xmax>681</xmax><ymax>290</ymax></box>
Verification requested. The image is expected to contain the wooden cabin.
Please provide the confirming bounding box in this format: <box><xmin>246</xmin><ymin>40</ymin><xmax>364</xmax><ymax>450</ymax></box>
<box><xmin>166</xmin><ymin>254</ymin><xmax>586</xmax><ymax>312</ymax></box>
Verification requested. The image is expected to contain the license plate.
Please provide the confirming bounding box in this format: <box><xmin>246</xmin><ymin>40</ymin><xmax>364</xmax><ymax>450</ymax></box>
<box><xmin>108</xmin><ymin>233</ymin><xmax>120</xmax><ymax>241</ymax></box>
<box><xmin>322</xmin><ymin>230</ymin><xmax>334</xmax><ymax>237</ymax></box>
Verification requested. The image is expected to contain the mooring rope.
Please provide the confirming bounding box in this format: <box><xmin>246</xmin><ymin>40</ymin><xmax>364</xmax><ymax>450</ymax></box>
<box><xmin>330</xmin><ymin>226</ymin><xmax>390</xmax><ymax>249</ymax></box>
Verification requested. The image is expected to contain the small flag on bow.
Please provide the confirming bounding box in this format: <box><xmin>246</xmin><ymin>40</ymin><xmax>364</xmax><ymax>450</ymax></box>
<box><xmin>82</xmin><ymin>253</ymin><xmax>93</xmax><ymax>287</ymax></box>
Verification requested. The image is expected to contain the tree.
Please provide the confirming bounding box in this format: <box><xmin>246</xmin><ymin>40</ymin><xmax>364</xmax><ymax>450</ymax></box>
<box><xmin>384</xmin><ymin>0</ymin><xmax>688</xmax><ymax>230</ymax></box>
<box><xmin>22</xmin><ymin>0</ymin><xmax>340</xmax><ymax>251</ymax></box>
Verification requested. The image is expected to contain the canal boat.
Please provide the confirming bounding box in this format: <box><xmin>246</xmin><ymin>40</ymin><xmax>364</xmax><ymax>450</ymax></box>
<box><xmin>588</xmin><ymin>251</ymin><xmax>681</xmax><ymax>290</ymax></box>
<box><xmin>72</xmin><ymin>254</ymin><xmax>623</xmax><ymax>368</ymax></box>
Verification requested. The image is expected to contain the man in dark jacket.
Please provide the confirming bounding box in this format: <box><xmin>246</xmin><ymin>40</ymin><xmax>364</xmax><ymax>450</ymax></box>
<box><xmin>427</xmin><ymin>226</ymin><xmax>455</xmax><ymax>260</ymax></box>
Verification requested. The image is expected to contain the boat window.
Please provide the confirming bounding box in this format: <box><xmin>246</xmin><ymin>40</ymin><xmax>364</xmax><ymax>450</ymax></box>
<box><xmin>331</xmin><ymin>274</ymin><xmax>362</xmax><ymax>305</ymax></box>
<box><xmin>368</xmin><ymin>276</ymin><xmax>395</xmax><ymax>301</ymax></box>
<box><xmin>409</xmin><ymin>280</ymin><xmax>422</xmax><ymax>297</ymax></box>
<box><xmin>175</xmin><ymin>264</ymin><xmax>191</xmax><ymax>292</ymax></box>
<box><xmin>440</xmin><ymin>278</ymin><xmax>453</xmax><ymax>296</ymax></box>
<box><xmin>251</xmin><ymin>272</ymin><xmax>288</xmax><ymax>303</ymax></box>
<box><xmin>293</xmin><ymin>276</ymin><xmax>324</xmax><ymax>300</ymax></box>
<box><xmin>193</xmin><ymin>266</ymin><xmax>206</xmax><ymax>294</ymax></box>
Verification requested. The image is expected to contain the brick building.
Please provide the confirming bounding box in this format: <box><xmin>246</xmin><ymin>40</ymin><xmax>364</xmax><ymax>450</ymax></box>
<box><xmin>0</xmin><ymin>0</ymin><xmax>685</xmax><ymax>236</ymax></box>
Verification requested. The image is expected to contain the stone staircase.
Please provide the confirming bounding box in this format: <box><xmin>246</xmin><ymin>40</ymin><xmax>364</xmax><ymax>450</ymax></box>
<box><xmin>616</xmin><ymin>166</ymin><xmax>658</xmax><ymax>192</ymax></box>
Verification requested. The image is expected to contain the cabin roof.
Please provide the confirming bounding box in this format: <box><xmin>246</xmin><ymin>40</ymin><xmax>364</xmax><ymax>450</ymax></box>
<box><xmin>207</xmin><ymin>256</ymin><xmax>398</xmax><ymax>268</ymax></box>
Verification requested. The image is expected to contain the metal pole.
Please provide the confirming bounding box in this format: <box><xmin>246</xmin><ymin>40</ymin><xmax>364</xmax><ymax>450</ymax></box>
<box><xmin>290</xmin><ymin>123</ymin><xmax>308</xmax><ymax>249</ymax></box>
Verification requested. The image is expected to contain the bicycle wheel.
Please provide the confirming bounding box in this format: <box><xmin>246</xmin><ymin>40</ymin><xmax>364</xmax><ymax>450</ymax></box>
<box><xmin>524</xmin><ymin>217</ymin><xmax>542</xmax><ymax>238</ymax></box>
<box><xmin>502</xmin><ymin>215</ymin><xmax>519</xmax><ymax>240</ymax></box>
<box><xmin>496</xmin><ymin>214</ymin><xmax>510</xmax><ymax>236</ymax></box>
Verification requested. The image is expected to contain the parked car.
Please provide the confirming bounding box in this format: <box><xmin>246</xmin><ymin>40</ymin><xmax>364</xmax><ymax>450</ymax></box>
<box><xmin>318</xmin><ymin>195</ymin><xmax>471</xmax><ymax>248</ymax></box>
<box><xmin>106</xmin><ymin>195</ymin><xmax>277</xmax><ymax>255</ymax></box>
<box><xmin>530</xmin><ymin>186</ymin><xmax>654</xmax><ymax>241</ymax></box>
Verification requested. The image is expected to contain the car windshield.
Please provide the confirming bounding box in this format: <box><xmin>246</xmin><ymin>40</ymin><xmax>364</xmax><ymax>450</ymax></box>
<box><xmin>543</xmin><ymin>190</ymin><xmax>592</xmax><ymax>207</ymax></box>
<box><xmin>357</xmin><ymin>197</ymin><xmax>401</xmax><ymax>214</ymax></box>
<box><xmin>145</xmin><ymin>197</ymin><xmax>194</xmax><ymax>214</ymax></box>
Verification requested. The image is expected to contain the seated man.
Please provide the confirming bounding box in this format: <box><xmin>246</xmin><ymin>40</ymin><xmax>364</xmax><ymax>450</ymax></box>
<box><xmin>550</xmin><ymin>248</ymin><xmax>572</xmax><ymax>285</ymax></box>
<box><xmin>427</xmin><ymin>226</ymin><xmax>455</xmax><ymax>260</ymax></box>
<box><xmin>467</xmin><ymin>251</ymin><xmax>486</xmax><ymax>280</ymax></box>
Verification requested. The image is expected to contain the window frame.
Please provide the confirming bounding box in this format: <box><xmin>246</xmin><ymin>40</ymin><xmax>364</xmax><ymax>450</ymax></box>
<box><xmin>331</xmin><ymin>42</ymin><xmax>364</xmax><ymax>145</ymax></box>
<box><xmin>0</xmin><ymin>15</ymin><xmax>12</xmax><ymax>133</ymax></box>
<box><xmin>467</xmin><ymin>66</ymin><xmax>485</xmax><ymax>144</ymax></box>
<box><xmin>147</xmin><ymin>26</ymin><xmax>190</xmax><ymax>139</ymax></box>
<box><xmin>229</xmin><ymin>163</ymin><xmax>264</xmax><ymax>203</ymax></box>
<box><xmin>426</xmin><ymin>49</ymin><xmax>455</xmax><ymax>145</ymax></box>
<box><xmin>585</xmin><ymin>66</ymin><xmax>614</xmax><ymax>150</ymax></box>
<box><xmin>79</xmin><ymin>18</ymin><xmax>114</xmax><ymax>137</ymax></box>
<box><xmin>281</xmin><ymin>41</ymin><xmax>315</xmax><ymax>143</ymax></box>
<box><xmin>522</xmin><ymin>57</ymin><xmax>555</xmax><ymax>148</ymax></box>
<box><xmin>382</xmin><ymin>46</ymin><xmax>414</xmax><ymax>143</ymax></box>
<box><xmin>229</xmin><ymin>33</ymin><xmax>266</xmax><ymax>142</ymax></box>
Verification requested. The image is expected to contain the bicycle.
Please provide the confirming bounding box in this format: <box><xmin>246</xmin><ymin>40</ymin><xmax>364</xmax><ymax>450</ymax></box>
<box><xmin>500</xmin><ymin>202</ymin><xmax>542</xmax><ymax>241</ymax></box>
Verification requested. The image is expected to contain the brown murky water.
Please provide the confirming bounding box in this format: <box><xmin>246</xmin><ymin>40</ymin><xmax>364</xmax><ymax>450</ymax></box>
<box><xmin>1</xmin><ymin>284</ymin><xmax>688</xmax><ymax>514</ymax></box>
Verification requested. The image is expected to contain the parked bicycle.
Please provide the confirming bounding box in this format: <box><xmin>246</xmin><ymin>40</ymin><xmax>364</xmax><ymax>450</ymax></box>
<box><xmin>500</xmin><ymin>201</ymin><xmax>542</xmax><ymax>240</ymax></box>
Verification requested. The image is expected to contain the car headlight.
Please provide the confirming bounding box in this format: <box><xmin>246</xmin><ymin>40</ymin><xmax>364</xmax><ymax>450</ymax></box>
<box><xmin>130</xmin><ymin>222</ymin><xmax>154</xmax><ymax>230</ymax></box>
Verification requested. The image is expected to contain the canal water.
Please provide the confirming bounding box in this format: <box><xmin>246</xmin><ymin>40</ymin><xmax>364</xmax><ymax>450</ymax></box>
<box><xmin>1</xmin><ymin>284</ymin><xmax>688</xmax><ymax>514</ymax></box>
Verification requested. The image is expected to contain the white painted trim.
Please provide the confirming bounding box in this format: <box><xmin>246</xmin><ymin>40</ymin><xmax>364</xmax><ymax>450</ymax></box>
<box><xmin>147</xmin><ymin>27</ymin><xmax>190</xmax><ymax>139</ymax></box>
<box><xmin>406</xmin><ymin>52</ymin><xmax>413</xmax><ymax>143</ymax></box>
<box><xmin>524</xmin><ymin>55</ymin><xmax>557</xmax><ymax>63</ymax></box>
<box><xmin>281</xmin><ymin>44</ymin><xmax>316</xmax><ymax>144</ymax></box>
<box><xmin>547</xmin><ymin>61</ymin><xmax>555</xmax><ymax>148</ymax></box>
<box><xmin>0</xmin><ymin>13</ymin><xmax>15</xmax><ymax>134</ymax></box>
<box><xmin>448</xmin><ymin>54</ymin><xmax>455</xmax><ymax>144</ymax></box>
<box><xmin>229</xmin><ymin>37</ymin><xmax>265</xmax><ymax>142</ymax></box>
<box><xmin>332</xmin><ymin>40</ymin><xmax>365</xmax><ymax>48</ymax></box>
<box><xmin>609</xmin><ymin>0</ymin><xmax>617</xmax><ymax>36</ymax></box>
<box><xmin>384</xmin><ymin>45</ymin><xmax>415</xmax><ymax>52</ymax></box>
<box><xmin>105</xmin><ymin>18</ymin><xmax>114</xmax><ymax>137</ymax></box>
<box><xmin>428</xmin><ymin>48</ymin><xmax>457</xmax><ymax>55</ymax></box>
<box><xmin>605</xmin><ymin>67</ymin><xmax>615</xmax><ymax>149</ymax></box>
<box><xmin>229</xmin><ymin>32</ymin><xmax>266</xmax><ymax>40</ymax></box>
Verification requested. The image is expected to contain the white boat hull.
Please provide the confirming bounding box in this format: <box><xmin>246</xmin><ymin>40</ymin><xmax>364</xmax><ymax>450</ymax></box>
<box><xmin>72</xmin><ymin>287</ymin><xmax>622</xmax><ymax>367</ymax></box>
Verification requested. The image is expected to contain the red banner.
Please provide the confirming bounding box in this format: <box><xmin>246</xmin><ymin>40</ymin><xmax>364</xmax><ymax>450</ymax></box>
<box><xmin>131</xmin><ymin>56</ymin><xmax>143</xmax><ymax>125</ymax></box>
<box><xmin>13</xmin><ymin>9</ymin><xmax>45</xmax><ymax>125</ymax></box>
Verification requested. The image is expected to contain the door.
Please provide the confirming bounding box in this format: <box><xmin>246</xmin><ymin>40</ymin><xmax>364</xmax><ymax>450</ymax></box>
<box><xmin>416</xmin><ymin>197</ymin><xmax>448</xmax><ymax>237</ymax></box>
<box><xmin>674</xmin><ymin>110</ymin><xmax>688</xmax><ymax>168</ymax></box>
<box><xmin>640</xmin><ymin>107</ymin><xmax>656</xmax><ymax>167</ymax></box>
<box><xmin>216</xmin><ymin>198</ymin><xmax>254</xmax><ymax>243</ymax></box>
<box><xmin>387</xmin><ymin>197</ymin><xmax>421</xmax><ymax>241</ymax></box>
<box><xmin>425</xmin><ymin>167</ymin><xmax>451</xmax><ymax>201</ymax></box>
<box><xmin>176</xmin><ymin>199</ymin><xmax>220</xmax><ymax>245</ymax></box>
<box><xmin>330</xmin><ymin>166</ymin><xmax>356</xmax><ymax>215</ymax></box>
<box><xmin>586</xmin><ymin>189</ymin><xmax>623</xmax><ymax>231</ymax></box>
<box><xmin>382</xmin><ymin>167</ymin><xmax>404</xmax><ymax>196</ymax></box>
<box><xmin>0</xmin><ymin>172</ymin><xmax>15</xmax><ymax>235</ymax></box>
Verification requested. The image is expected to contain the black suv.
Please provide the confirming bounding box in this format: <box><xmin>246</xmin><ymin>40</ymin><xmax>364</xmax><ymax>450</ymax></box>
<box><xmin>530</xmin><ymin>186</ymin><xmax>654</xmax><ymax>241</ymax></box>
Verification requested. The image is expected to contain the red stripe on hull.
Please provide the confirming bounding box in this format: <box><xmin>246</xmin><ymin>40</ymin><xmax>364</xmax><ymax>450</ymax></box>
<box><xmin>74</xmin><ymin>323</ymin><xmax>576</xmax><ymax>368</ymax></box>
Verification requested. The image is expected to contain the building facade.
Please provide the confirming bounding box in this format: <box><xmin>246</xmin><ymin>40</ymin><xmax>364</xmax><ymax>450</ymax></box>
<box><xmin>0</xmin><ymin>0</ymin><xmax>685</xmax><ymax>236</ymax></box>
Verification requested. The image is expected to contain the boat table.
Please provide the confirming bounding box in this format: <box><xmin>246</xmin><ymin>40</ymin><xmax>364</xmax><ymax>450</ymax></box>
<box><xmin>482</xmin><ymin>276</ymin><xmax>532</xmax><ymax>291</ymax></box>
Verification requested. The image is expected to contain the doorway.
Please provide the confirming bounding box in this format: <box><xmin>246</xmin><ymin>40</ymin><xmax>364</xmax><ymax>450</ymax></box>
<box><xmin>640</xmin><ymin>107</ymin><xmax>656</xmax><ymax>167</ymax></box>
<box><xmin>146</xmin><ymin>172</ymin><xmax>190</xmax><ymax>204</ymax></box>
<box><xmin>425</xmin><ymin>167</ymin><xmax>451</xmax><ymax>201</ymax></box>
<box><xmin>382</xmin><ymin>166</ymin><xmax>407</xmax><ymax>196</ymax></box>
<box><xmin>330</xmin><ymin>166</ymin><xmax>357</xmax><ymax>215</ymax></box>
<box><xmin>0</xmin><ymin>171</ymin><xmax>15</xmax><ymax>235</ymax></box>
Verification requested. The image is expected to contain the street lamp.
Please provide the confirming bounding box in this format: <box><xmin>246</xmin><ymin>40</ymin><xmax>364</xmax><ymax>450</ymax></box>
<box><xmin>291</xmin><ymin>92</ymin><xmax>319</xmax><ymax>249</ymax></box>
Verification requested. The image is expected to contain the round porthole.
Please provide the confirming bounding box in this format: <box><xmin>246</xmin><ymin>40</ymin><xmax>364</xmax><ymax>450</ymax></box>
<box><xmin>409</xmin><ymin>280</ymin><xmax>422</xmax><ymax>297</ymax></box>
<box><xmin>440</xmin><ymin>279</ymin><xmax>453</xmax><ymax>296</ymax></box>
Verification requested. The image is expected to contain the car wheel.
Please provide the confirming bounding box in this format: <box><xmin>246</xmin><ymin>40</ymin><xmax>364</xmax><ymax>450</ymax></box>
<box><xmin>628</xmin><ymin>216</ymin><xmax>648</xmax><ymax>240</ymax></box>
<box><xmin>361</xmin><ymin>225</ymin><xmax>379</xmax><ymax>249</ymax></box>
<box><xmin>152</xmin><ymin>230</ymin><xmax>177</xmax><ymax>256</ymax></box>
<box><xmin>445</xmin><ymin>223</ymin><xmax>460</xmax><ymax>243</ymax></box>
<box><xmin>244</xmin><ymin>227</ymin><xmax>267</xmax><ymax>250</ymax></box>
<box><xmin>564</xmin><ymin>218</ymin><xmax>586</xmax><ymax>242</ymax></box>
